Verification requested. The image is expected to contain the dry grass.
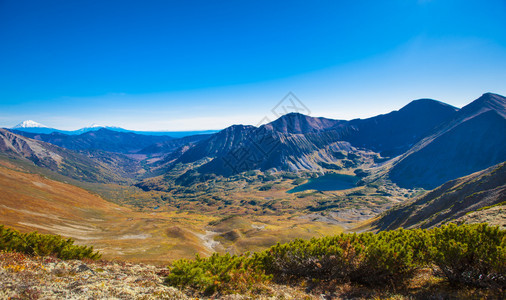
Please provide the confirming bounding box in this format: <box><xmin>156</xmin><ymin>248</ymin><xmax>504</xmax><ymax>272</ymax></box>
<box><xmin>0</xmin><ymin>164</ymin><xmax>212</xmax><ymax>262</ymax></box>
<box><xmin>0</xmin><ymin>163</ymin><xmax>346</xmax><ymax>263</ymax></box>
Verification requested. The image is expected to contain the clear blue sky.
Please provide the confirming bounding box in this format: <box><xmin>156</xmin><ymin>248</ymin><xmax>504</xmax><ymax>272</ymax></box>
<box><xmin>1</xmin><ymin>0</ymin><xmax>505</xmax><ymax>130</ymax></box>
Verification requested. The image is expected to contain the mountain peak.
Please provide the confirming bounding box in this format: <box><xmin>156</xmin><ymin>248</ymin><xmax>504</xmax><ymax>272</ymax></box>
<box><xmin>459</xmin><ymin>92</ymin><xmax>506</xmax><ymax>119</ymax></box>
<box><xmin>477</xmin><ymin>92</ymin><xmax>506</xmax><ymax>108</ymax></box>
<box><xmin>265</xmin><ymin>112</ymin><xmax>342</xmax><ymax>134</ymax></box>
<box><xmin>399</xmin><ymin>98</ymin><xmax>458</xmax><ymax>113</ymax></box>
<box><xmin>73</xmin><ymin>123</ymin><xmax>108</xmax><ymax>134</ymax></box>
<box><xmin>217</xmin><ymin>124</ymin><xmax>255</xmax><ymax>135</ymax></box>
<box><xmin>12</xmin><ymin>120</ymin><xmax>48</xmax><ymax>129</ymax></box>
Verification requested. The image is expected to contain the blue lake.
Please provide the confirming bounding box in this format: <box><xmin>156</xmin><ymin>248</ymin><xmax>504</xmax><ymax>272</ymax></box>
<box><xmin>287</xmin><ymin>173</ymin><xmax>360</xmax><ymax>193</ymax></box>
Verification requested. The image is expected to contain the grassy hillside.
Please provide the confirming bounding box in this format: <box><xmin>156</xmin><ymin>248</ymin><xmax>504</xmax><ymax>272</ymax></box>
<box><xmin>0</xmin><ymin>161</ymin><xmax>359</xmax><ymax>262</ymax></box>
<box><xmin>373</xmin><ymin>162</ymin><xmax>506</xmax><ymax>230</ymax></box>
<box><xmin>0</xmin><ymin>161</ymin><xmax>214</xmax><ymax>262</ymax></box>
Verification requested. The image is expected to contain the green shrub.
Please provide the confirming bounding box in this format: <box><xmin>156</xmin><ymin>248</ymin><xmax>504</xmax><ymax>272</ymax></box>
<box><xmin>259</xmin><ymin>183</ymin><xmax>273</xmax><ymax>191</ymax></box>
<box><xmin>165</xmin><ymin>224</ymin><xmax>506</xmax><ymax>295</ymax></box>
<box><xmin>318</xmin><ymin>162</ymin><xmax>342</xmax><ymax>170</ymax></box>
<box><xmin>281</xmin><ymin>173</ymin><xmax>298</xmax><ymax>179</ymax></box>
<box><xmin>257</xmin><ymin>229</ymin><xmax>428</xmax><ymax>286</ymax></box>
<box><xmin>333</xmin><ymin>151</ymin><xmax>347</xmax><ymax>159</ymax></box>
<box><xmin>261</xmin><ymin>174</ymin><xmax>276</xmax><ymax>182</ymax></box>
<box><xmin>165</xmin><ymin>253</ymin><xmax>270</xmax><ymax>295</ymax></box>
<box><xmin>0</xmin><ymin>225</ymin><xmax>101</xmax><ymax>260</ymax></box>
<box><xmin>347</xmin><ymin>153</ymin><xmax>361</xmax><ymax>161</ymax></box>
<box><xmin>255</xmin><ymin>235</ymin><xmax>361</xmax><ymax>281</ymax></box>
<box><xmin>428</xmin><ymin>223</ymin><xmax>506</xmax><ymax>288</ymax></box>
<box><xmin>292</xmin><ymin>178</ymin><xmax>306</xmax><ymax>185</ymax></box>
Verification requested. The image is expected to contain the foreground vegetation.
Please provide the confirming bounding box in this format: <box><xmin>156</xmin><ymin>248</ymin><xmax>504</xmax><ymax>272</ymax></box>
<box><xmin>0</xmin><ymin>223</ymin><xmax>504</xmax><ymax>299</ymax></box>
<box><xmin>165</xmin><ymin>223</ymin><xmax>506</xmax><ymax>296</ymax></box>
<box><xmin>0</xmin><ymin>225</ymin><xmax>101</xmax><ymax>260</ymax></box>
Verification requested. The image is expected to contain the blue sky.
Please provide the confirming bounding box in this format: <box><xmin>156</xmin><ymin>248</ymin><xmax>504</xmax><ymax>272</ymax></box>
<box><xmin>1</xmin><ymin>0</ymin><xmax>505</xmax><ymax>130</ymax></box>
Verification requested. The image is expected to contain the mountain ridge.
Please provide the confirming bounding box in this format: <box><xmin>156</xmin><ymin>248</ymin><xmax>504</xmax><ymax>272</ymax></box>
<box><xmin>8</xmin><ymin>121</ymin><xmax>218</xmax><ymax>137</ymax></box>
<box><xmin>0</xmin><ymin>128</ymin><xmax>131</xmax><ymax>183</ymax></box>
<box><xmin>3</xmin><ymin>92</ymin><xmax>505</xmax><ymax>194</ymax></box>
<box><xmin>174</xmin><ymin>95</ymin><xmax>462</xmax><ymax>176</ymax></box>
<box><xmin>388</xmin><ymin>92</ymin><xmax>506</xmax><ymax>189</ymax></box>
<box><xmin>13</xmin><ymin>128</ymin><xmax>175</xmax><ymax>154</ymax></box>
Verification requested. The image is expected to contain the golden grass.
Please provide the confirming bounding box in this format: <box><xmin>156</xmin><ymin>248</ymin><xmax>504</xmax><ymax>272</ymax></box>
<box><xmin>0</xmin><ymin>163</ymin><xmax>347</xmax><ymax>263</ymax></box>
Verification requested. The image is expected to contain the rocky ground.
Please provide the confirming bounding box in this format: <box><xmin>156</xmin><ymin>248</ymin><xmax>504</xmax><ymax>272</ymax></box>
<box><xmin>1</xmin><ymin>251</ymin><xmax>502</xmax><ymax>299</ymax></box>
<box><xmin>0</xmin><ymin>251</ymin><xmax>315</xmax><ymax>299</ymax></box>
<box><xmin>0</xmin><ymin>251</ymin><xmax>186</xmax><ymax>299</ymax></box>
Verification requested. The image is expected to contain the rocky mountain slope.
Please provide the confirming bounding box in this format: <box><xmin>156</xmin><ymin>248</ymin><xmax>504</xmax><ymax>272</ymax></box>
<box><xmin>374</xmin><ymin>162</ymin><xmax>506</xmax><ymax>230</ymax></box>
<box><xmin>137</xmin><ymin>134</ymin><xmax>211</xmax><ymax>155</ymax></box>
<box><xmin>343</xmin><ymin>99</ymin><xmax>458</xmax><ymax>157</ymax></box>
<box><xmin>197</xmin><ymin>127</ymin><xmax>355</xmax><ymax>175</ymax></box>
<box><xmin>0</xmin><ymin>129</ymin><xmax>125</xmax><ymax>183</ymax></box>
<box><xmin>263</xmin><ymin>112</ymin><xmax>344</xmax><ymax>134</ymax></box>
<box><xmin>389</xmin><ymin>93</ymin><xmax>506</xmax><ymax>189</ymax></box>
<box><xmin>3</xmin><ymin>93</ymin><xmax>505</xmax><ymax>202</ymax></box>
<box><xmin>13</xmin><ymin>128</ymin><xmax>174</xmax><ymax>154</ymax></box>
<box><xmin>176</xmin><ymin>97</ymin><xmax>462</xmax><ymax>176</ymax></box>
<box><xmin>175</xmin><ymin>125</ymin><xmax>255</xmax><ymax>164</ymax></box>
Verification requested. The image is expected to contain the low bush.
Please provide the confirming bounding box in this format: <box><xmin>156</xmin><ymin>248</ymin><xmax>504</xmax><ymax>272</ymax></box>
<box><xmin>165</xmin><ymin>253</ymin><xmax>270</xmax><ymax>295</ymax></box>
<box><xmin>165</xmin><ymin>224</ymin><xmax>506</xmax><ymax>295</ymax></box>
<box><xmin>259</xmin><ymin>183</ymin><xmax>274</xmax><ymax>191</ymax></box>
<box><xmin>292</xmin><ymin>178</ymin><xmax>306</xmax><ymax>185</ymax></box>
<box><xmin>257</xmin><ymin>228</ymin><xmax>429</xmax><ymax>286</ymax></box>
<box><xmin>0</xmin><ymin>225</ymin><xmax>101</xmax><ymax>260</ymax></box>
<box><xmin>428</xmin><ymin>223</ymin><xmax>505</xmax><ymax>288</ymax></box>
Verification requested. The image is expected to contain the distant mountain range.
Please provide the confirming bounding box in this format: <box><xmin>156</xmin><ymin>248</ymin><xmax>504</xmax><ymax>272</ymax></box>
<box><xmin>157</xmin><ymin>98</ymin><xmax>458</xmax><ymax>178</ymax></box>
<box><xmin>2</xmin><ymin>92</ymin><xmax>505</xmax><ymax>192</ymax></box>
<box><xmin>0</xmin><ymin>128</ymin><xmax>129</xmax><ymax>183</ymax></box>
<box><xmin>176</xmin><ymin>93</ymin><xmax>504</xmax><ymax>191</ymax></box>
<box><xmin>12</xmin><ymin>128</ymin><xmax>176</xmax><ymax>154</ymax></box>
<box><xmin>9</xmin><ymin>120</ymin><xmax>218</xmax><ymax>138</ymax></box>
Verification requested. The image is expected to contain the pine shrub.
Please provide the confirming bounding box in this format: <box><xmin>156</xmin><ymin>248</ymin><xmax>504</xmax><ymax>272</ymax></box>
<box><xmin>165</xmin><ymin>223</ymin><xmax>505</xmax><ymax>294</ymax></box>
<box><xmin>0</xmin><ymin>225</ymin><xmax>101</xmax><ymax>260</ymax></box>
<box><xmin>257</xmin><ymin>229</ymin><xmax>429</xmax><ymax>286</ymax></box>
<box><xmin>165</xmin><ymin>253</ymin><xmax>270</xmax><ymax>295</ymax></box>
<box><xmin>428</xmin><ymin>223</ymin><xmax>505</xmax><ymax>288</ymax></box>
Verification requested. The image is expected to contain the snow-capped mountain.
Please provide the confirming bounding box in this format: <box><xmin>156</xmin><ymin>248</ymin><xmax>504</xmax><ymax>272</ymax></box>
<box><xmin>8</xmin><ymin>120</ymin><xmax>218</xmax><ymax>137</ymax></box>
<box><xmin>10</xmin><ymin>121</ymin><xmax>108</xmax><ymax>135</ymax></box>
<box><xmin>88</xmin><ymin>123</ymin><xmax>104</xmax><ymax>129</ymax></box>
<box><xmin>10</xmin><ymin>120</ymin><xmax>59</xmax><ymax>134</ymax></box>
<box><xmin>73</xmin><ymin>124</ymin><xmax>105</xmax><ymax>134</ymax></box>
<box><xmin>12</xmin><ymin>120</ymin><xmax>48</xmax><ymax>129</ymax></box>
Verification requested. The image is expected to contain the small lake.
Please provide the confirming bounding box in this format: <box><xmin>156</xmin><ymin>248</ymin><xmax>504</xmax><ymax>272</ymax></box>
<box><xmin>287</xmin><ymin>173</ymin><xmax>360</xmax><ymax>193</ymax></box>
